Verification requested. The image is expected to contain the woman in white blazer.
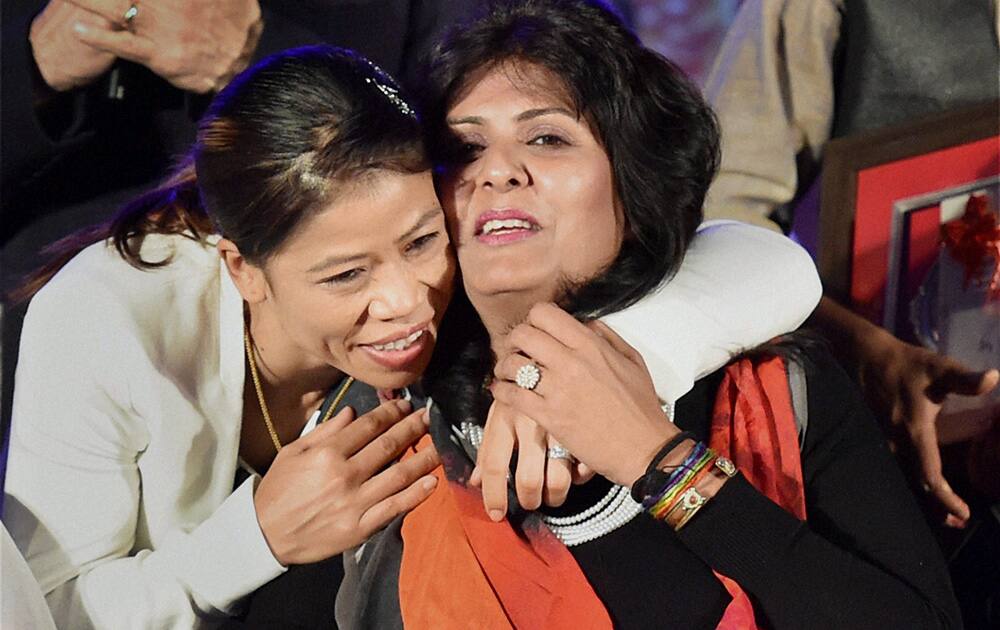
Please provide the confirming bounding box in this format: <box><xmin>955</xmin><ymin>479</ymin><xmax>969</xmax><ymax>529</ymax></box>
<box><xmin>3</xmin><ymin>45</ymin><xmax>819</xmax><ymax>628</ymax></box>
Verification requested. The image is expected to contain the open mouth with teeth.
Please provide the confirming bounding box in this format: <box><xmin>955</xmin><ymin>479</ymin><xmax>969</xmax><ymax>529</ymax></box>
<box><xmin>361</xmin><ymin>327</ymin><xmax>431</xmax><ymax>371</ymax></box>
<box><xmin>368</xmin><ymin>329</ymin><xmax>425</xmax><ymax>352</ymax></box>
<box><xmin>474</xmin><ymin>210</ymin><xmax>540</xmax><ymax>245</ymax></box>
<box><xmin>479</xmin><ymin>218</ymin><xmax>537</xmax><ymax>236</ymax></box>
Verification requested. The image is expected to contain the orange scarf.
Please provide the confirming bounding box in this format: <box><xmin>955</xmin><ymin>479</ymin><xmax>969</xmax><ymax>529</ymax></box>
<box><xmin>398</xmin><ymin>356</ymin><xmax>805</xmax><ymax>628</ymax></box>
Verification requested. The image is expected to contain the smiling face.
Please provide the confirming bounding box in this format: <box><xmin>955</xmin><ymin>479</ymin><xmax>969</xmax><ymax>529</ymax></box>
<box><xmin>249</xmin><ymin>170</ymin><xmax>455</xmax><ymax>390</ymax></box>
<box><xmin>437</xmin><ymin>63</ymin><xmax>624</xmax><ymax>310</ymax></box>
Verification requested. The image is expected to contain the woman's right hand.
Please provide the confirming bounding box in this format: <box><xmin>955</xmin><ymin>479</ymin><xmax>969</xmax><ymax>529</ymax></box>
<box><xmin>469</xmin><ymin>400</ymin><xmax>594</xmax><ymax>522</ymax></box>
<box><xmin>491</xmin><ymin>304</ymin><xmax>680</xmax><ymax>489</ymax></box>
<box><xmin>253</xmin><ymin>399</ymin><xmax>440</xmax><ymax>566</ymax></box>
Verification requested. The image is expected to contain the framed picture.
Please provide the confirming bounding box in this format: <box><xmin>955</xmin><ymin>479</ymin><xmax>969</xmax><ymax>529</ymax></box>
<box><xmin>818</xmin><ymin>100</ymin><xmax>999</xmax><ymax>335</ymax></box>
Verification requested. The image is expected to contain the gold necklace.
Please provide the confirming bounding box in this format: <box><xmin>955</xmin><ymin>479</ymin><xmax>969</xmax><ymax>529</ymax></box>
<box><xmin>243</xmin><ymin>324</ymin><xmax>355</xmax><ymax>452</ymax></box>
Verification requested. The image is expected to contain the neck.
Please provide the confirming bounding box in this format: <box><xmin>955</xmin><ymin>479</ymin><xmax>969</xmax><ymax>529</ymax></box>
<box><xmin>245</xmin><ymin>302</ymin><xmax>344</xmax><ymax>416</ymax></box>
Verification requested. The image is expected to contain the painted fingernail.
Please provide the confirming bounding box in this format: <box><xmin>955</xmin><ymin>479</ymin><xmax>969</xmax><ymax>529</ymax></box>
<box><xmin>488</xmin><ymin>509</ymin><xmax>504</xmax><ymax>522</ymax></box>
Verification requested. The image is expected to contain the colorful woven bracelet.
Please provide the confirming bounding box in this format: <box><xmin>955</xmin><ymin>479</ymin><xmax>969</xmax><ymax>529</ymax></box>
<box><xmin>631</xmin><ymin>431</ymin><xmax>697</xmax><ymax>503</ymax></box>
<box><xmin>663</xmin><ymin>459</ymin><xmax>716</xmax><ymax>520</ymax></box>
<box><xmin>652</xmin><ymin>443</ymin><xmax>711</xmax><ymax>507</ymax></box>
<box><xmin>647</xmin><ymin>445</ymin><xmax>715</xmax><ymax>519</ymax></box>
<box><xmin>641</xmin><ymin>441</ymin><xmax>708</xmax><ymax>510</ymax></box>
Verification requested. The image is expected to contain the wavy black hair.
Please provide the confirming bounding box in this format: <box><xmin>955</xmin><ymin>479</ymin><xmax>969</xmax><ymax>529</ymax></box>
<box><xmin>420</xmin><ymin>0</ymin><xmax>720</xmax><ymax>426</ymax></box>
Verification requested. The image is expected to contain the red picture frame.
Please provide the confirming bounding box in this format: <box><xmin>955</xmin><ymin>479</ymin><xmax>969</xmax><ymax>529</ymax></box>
<box><xmin>819</xmin><ymin>100</ymin><xmax>1000</xmax><ymax>338</ymax></box>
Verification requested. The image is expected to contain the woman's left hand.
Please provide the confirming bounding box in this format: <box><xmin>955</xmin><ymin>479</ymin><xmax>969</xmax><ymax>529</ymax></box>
<box><xmin>491</xmin><ymin>303</ymin><xmax>679</xmax><ymax>487</ymax></box>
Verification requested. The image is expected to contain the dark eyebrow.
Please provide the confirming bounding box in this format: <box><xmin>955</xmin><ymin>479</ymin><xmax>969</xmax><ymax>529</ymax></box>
<box><xmin>397</xmin><ymin>207</ymin><xmax>444</xmax><ymax>244</ymax></box>
<box><xmin>306</xmin><ymin>252</ymin><xmax>367</xmax><ymax>274</ymax></box>
<box><xmin>515</xmin><ymin>107</ymin><xmax>576</xmax><ymax>122</ymax></box>
<box><xmin>447</xmin><ymin>107</ymin><xmax>576</xmax><ymax>126</ymax></box>
<box><xmin>306</xmin><ymin>206</ymin><xmax>442</xmax><ymax>274</ymax></box>
<box><xmin>447</xmin><ymin>115</ymin><xmax>484</xmax><ymax>126</ymax></box>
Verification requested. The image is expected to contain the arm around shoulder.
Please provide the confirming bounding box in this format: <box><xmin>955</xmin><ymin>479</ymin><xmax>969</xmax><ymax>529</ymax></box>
<box><xmin>601</xmin><ymin>220</ymin><xmax>821</xmax><ymax>401</ymax></box>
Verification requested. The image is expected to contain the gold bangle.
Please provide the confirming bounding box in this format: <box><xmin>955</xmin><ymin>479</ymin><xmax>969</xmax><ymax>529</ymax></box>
<box><xmin>670</xmin><ymin>456</ymin><xmax>738</xmax><ymax>531</ymax></box>
<box><xmin>669</xmin><ymin>486</ymin><xmax>708</xmax><ymax>530</ymax></box>
<box><xmin>661</xmin><ymin>490</ymin><xmax>690</xmax><ymax>523</ymax></box>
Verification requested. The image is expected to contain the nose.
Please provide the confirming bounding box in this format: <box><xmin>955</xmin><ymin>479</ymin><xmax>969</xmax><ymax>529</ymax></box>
<box><xmin>368</xmin><ymin>262</ymin><xmax>425</xmax><ymax>321</ymax></box>
<box><xmin>476</xmin><ymin>145</ymin><xmax>529</xmax><ymax>192</ymax></box>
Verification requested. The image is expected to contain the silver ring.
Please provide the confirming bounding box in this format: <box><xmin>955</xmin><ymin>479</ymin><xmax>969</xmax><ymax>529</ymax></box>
<box><xmin>122</xmin><ymin>3</ymin><xmax>139</xmax><ymax>30</ymax></box>
<box><xmin>514</xmin><ymin>363</ymin><xmax>541</xmax><ymax>390</ymax></box>
<box><xmin>546</xmin><ymin>444</ymin><xmax>574</xmax><ymax>462</ymax></box>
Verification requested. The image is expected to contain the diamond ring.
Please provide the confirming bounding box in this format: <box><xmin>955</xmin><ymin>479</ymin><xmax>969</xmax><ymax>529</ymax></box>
<box><xmin>546</xmin><ymin>444</ymin><xmax>574</xmax><ymax>462</ymax></box>
<box><xmin>122</xmin><ymin>3</ymin><xmax>139</xmax><ymax>30</ymax></box>
<box><xmin>514</xmin><ymin>362</ymin><xmax>541</xmax><ymax>390</ymax></box>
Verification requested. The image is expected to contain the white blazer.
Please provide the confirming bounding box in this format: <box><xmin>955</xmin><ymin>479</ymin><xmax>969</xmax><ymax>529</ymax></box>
<box><xmin>6</xmin><ymin>233</ymin><xmax>283</xmax><ymax>629</ymax></box>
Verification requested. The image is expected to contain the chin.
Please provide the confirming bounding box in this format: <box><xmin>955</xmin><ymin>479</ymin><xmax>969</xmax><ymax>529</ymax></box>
<box><xmin>354</xmin><ymin>355</ymin><xmax>432</xmax><ymax>391</ymax></box>
<box><xmin>464</xmin><ymin>270</ymin><xmax>547</xmax><ymax>296</ymax></box>
<box><xmin>461</xmin><ymin>254</ymin><xmax>546</xmax><ymax>290</ymax></box>
<box><xmin>467</xmin><ymin>276</ymin><xmax>560</xmax><ymax>304</ymax></box>
<box><xmin>364</xmin><ymin>369</ymin><xmax>424</xmax><ymax>391</ymax></box>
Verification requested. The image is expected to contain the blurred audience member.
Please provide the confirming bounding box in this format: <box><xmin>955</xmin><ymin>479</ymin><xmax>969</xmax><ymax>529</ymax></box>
<box><xmin>703</xmin><ymin>0</ymin><xmax>999</xmax><ymax>526</ymax></box>
<box><xmin>702</xmin><ymin>1</ymin><xmax>999</xmax><ymax>625</ymax></box>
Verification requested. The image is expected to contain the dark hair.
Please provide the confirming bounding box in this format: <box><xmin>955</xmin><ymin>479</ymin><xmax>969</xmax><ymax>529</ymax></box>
<box><xmin>14</xmin><ymin>45</ymin><xmax>426</xmax><ymax>301</ymax></box>
<box><xmin>422</xmin><ymin>0</ymin><xmax>719</xmax><ymax>319</ymax></box>
<box><xmin>422</xmin><ymin>0</ymin><xmax>720</xmax><ymax>427</ymax></box>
